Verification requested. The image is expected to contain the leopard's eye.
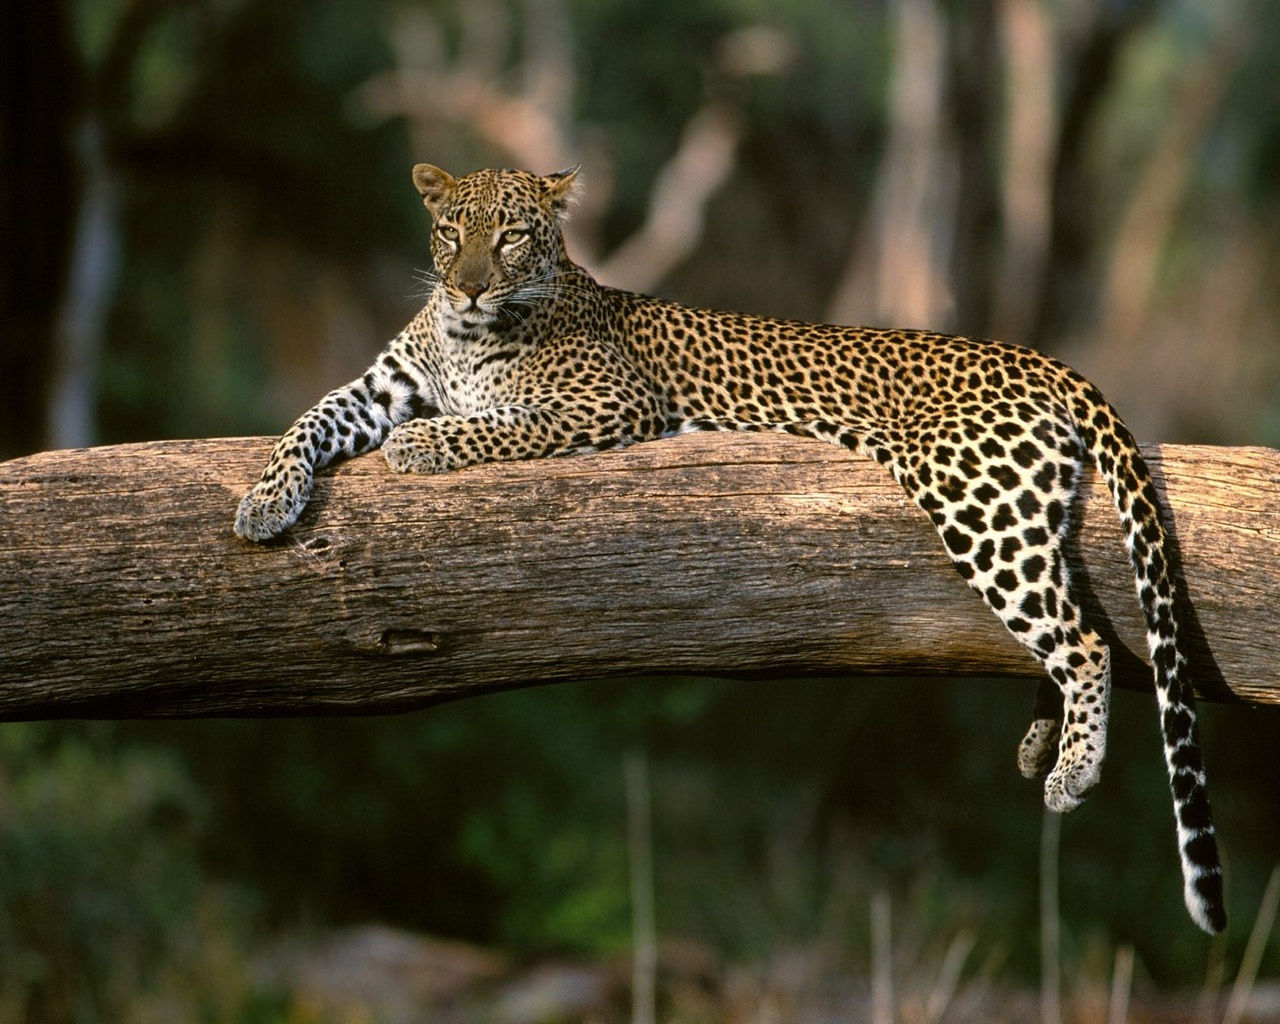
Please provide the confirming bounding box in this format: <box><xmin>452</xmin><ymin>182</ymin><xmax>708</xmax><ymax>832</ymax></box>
<box><xmin>436</xmin><ymin>224</ymin><xmax>460</xmax><ymax>245</ymax></box>
<box><xmin>498</xmin><ymin>227</ymin><xmax>529</xmax><ymax>249</ymax></box>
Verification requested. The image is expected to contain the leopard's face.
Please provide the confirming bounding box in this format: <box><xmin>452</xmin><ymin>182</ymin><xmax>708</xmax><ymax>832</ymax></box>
<box><xmin>413</xmin><ymin>165</ymin><xmax>579</xmax><ymax>324</ymax></box>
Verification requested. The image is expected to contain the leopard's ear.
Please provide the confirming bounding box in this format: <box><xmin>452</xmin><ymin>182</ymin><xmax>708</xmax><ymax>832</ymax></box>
<box><xmin>413</xmin><ymin>164</ymin><xmax>456</xmax><ymax>217</ymax></box>
<box><xmin>541</xmin><ymin>165</ymin><xmax>582</xmax><ymax>220</ymax></box>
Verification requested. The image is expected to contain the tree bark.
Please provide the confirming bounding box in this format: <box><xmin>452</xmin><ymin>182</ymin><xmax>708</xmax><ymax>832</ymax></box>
<box><xmin>1</xmin><ymin>434</ymin><xmax>1276</xmax><ymax>719</ymax></box>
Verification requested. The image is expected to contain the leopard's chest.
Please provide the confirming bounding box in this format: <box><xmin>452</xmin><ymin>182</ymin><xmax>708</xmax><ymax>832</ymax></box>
<box><xmin>425</xmin><ymin>332</ymin><xmax>533</xmax><ymax>417</ymax></box>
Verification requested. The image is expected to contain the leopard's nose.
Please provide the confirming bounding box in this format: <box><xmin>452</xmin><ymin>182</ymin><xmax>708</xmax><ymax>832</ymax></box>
<box><xmin>459</xmin><ymin>281</ymin><xmax>488</xmax><ymax>301</ymax></box>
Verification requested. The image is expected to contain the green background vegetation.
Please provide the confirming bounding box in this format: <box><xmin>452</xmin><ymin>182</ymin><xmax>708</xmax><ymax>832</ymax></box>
<box><xmin>3</xmin><ymin>0</ymin><xmax>1280</xmax><ymax>1019</ymax></box>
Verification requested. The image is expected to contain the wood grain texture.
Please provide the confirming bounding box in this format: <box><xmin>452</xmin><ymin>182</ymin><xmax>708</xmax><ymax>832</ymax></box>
<box><xmin>1</xmin><ymin>435</ymin><xmax>1276</xmax><ymax>719</ymax></box>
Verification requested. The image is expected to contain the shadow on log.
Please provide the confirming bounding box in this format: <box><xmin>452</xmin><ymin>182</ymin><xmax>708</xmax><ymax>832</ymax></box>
<box><xmin>1</xmin><ymin>434</ymin><xmax>1277</xmax><ymax>719</ymax></box>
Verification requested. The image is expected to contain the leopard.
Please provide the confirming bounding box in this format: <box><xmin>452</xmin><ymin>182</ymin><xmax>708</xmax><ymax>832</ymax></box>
<box><xmin>235</xmin><ymin>163</ymin><xmax>1226</xmax><ymax>933</ymax></box>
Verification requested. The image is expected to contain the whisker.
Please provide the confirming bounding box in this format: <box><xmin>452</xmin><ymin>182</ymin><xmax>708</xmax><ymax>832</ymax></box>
<box><xmin>408</xmin><ymin>267</ymin><xmax>441</xmax><ymax>300</ymax></box>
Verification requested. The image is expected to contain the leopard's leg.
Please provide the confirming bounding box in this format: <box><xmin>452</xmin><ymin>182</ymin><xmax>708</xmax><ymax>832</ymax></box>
<box><xmin>382</xmin><ymin>337</ymin><xmax>672</xmax><ymax>473</ymax></box>
<box><xmin>381</xmin><ymin>406</ymin><xmax>564</xmax><ymax>474</ymax></box>
<box><xmin>886</xmin><ymin>416</ymin><xmax>1111</xmax><ymax>812</ymax></box>
<box><xmin>1031</xmin><ymin>579</ymin><xmax>1112</xmax><ymax>812</ymax></box>
<box><xmin>384</xmin><ymin>385</ymin><xmax>669</xmax><ymax>476</ymax></box>
<box><xmin>1017</xmin><ymin>678</ymin><xmax>1063</xmax><ymax>779</ymax></box>
<box><xmin>940</xmin><ymin>498</ymin><xmax>1111</xmax><ymax>811</ymax></box>
<box><xmin>235</xmin><ymin>334</ymin><xmax>434</xmax><ymax>541</ymax></box>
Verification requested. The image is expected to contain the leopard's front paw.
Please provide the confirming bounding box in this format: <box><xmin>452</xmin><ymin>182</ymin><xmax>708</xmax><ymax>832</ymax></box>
<box><xmin>234</xmin><ymin>475</ymin><xmax>312</xmax><ymax>542</ymax></box>
<box><xmin>383</xmin><ymin>421</ymin><xmax>448</xmax><ymax>474</ymax></box>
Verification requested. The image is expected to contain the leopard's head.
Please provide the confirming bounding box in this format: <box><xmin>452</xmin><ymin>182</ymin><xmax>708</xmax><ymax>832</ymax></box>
<box><xmin>413</xmin><ymin>164</ymin><xmax>580</xmax><ymax>323</ymax></box>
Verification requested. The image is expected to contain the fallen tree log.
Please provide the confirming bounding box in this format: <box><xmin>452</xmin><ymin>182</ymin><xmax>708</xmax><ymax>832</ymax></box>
<box><xmin>0</xmin><ymin>434</ymin><xmax>1276</xmax><ymax>719</ymax></box>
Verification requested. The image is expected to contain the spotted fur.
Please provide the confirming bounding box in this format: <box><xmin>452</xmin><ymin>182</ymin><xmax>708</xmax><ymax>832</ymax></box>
<box><xmin>235</xmin><ymin>165</ymin><xmax>1226</xmax><ymax>933</ymax></box>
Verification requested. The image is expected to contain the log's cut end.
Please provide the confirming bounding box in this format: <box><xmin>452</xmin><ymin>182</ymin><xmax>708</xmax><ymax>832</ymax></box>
<box><xmin>0</xmin><ymin>435</ymin><xmax>1277</xmax><ymax>719</ymax></box>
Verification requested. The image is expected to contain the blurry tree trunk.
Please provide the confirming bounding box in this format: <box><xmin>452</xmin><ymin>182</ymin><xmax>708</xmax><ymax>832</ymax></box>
<box><xmin>1029</xmin><ymin>0</ymin><xmax>1158</xmax><ymax>348</ymax></box>
<box><xmin>15</xmin><ymin>0</ymin><xmax>226</xmax><ymax>453</ymax></box>
<box><xmin>625</xmin><ymin>750</ymin><xmax>658</xmax><ymax>1024</ymax></box>
<box><xmin>1094</xmin><ymin>42</ymin><xmax>1236</xmax><ymax>356</ymax></box>
<box><xmin>943</xmin><ymin>0</ymin><xmax>1000</xmax><ymax>339</ymax></box>
<box><xmin>827</xmin><ymin>0</ymin><xmax>954</xmax><ymax>330</ymax></box>
<box><xmin>871</xmin><ymin>892</ymin><xmax>893</xmax><ymax>1024</ymax></box>
<box><xmin>46</xmin><ymin>116</ymin><xmax>121</xmax><ymax>450</ymax></box>
<box><xmin>1040</xmin><ymin>808</ymin><xmax>1062</xmax><ymax>1024</ymax></box>
<box><xmin>1107</xmin><ymin>945</ymin><xmax>1134</xmax><ymax>1024</ymax></box>
<box><xmin>1</xmin><ymin>434</ymin><xmax>1277</xmax><ymax>719</ymax></box>
<box><xmin>826</xmin><ymin>0</ymin><xmax>1177</xmax><ymax>353</ymax></box>
<box><xmin>924</xmin><ymin>931</ymin><xmax>975</xmax><ymax>1023</ymax></box>
<box><xmin>0</xmin><ymin>0</ymin><xmax>80</xmax><ymax>458</ymax></box>
<box><xmin>992</xmin><ymin>0</ymin><xmax>1055</xmax><ymax>344</ymax></box>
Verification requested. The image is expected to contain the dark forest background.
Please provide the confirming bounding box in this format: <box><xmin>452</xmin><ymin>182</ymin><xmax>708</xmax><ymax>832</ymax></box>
<box><xmin>3</xmin><ymin>0</ymin><xmax>1280</xmax><ymax>1020</ymax></box>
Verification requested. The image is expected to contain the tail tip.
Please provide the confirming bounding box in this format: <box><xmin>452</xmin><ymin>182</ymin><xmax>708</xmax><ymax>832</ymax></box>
<box><xmin>1187</xmin><ymin>878</ymin><xmax>1227</xmax><ymax>935</ymax></box>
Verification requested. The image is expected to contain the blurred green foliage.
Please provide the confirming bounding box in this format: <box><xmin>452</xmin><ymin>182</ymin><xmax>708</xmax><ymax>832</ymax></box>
<box><xmin>0</xmin><ymin>724</ymin><xmax>261</xmax><ymax>1021</ymax></box>
<box><xmin>6</xmin><ymin>678</ymin><xmax>1272</xmax><ymax>992</ymax></box>
<box><xmin>2</xmin><ymin>673</ymin><xmax>1278</xmax><ymax>1018</ymax></box>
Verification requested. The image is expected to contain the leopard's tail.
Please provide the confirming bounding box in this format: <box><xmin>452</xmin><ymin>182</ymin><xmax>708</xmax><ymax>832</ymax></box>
<box><xmin>1068</xmin><ymin>376</ymin><xmax>1226</xmax><ymax>934</ymax></box>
